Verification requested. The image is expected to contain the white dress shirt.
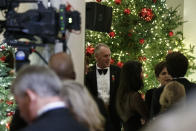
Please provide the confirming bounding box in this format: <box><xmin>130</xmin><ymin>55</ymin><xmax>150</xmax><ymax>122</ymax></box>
<box><xmin>37</xmin><ymin>101</ymin><xmax>66</xmax><ymax>117</ymax></box>
<box><xmin>96</xmin><ymin>65</ymin><xmax>110</xmax><ymax>104</ymax></box>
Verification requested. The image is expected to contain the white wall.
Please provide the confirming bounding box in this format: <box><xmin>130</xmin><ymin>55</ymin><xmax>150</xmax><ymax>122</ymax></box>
<box><xmin>166</xmin><ymin>0</ymin><xmax>184</xmax><ymax>32</ymax></box>
<box><xmin>184</xmin><ymin>0</ymin><xmax>196</xmax><ymax>80</ymax></box>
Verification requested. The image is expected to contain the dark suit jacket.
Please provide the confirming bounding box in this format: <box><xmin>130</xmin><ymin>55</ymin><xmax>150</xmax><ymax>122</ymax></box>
<box><xmin>145</xmin><ymin>88</ymin><xmax>156</xmax><ymax>112</ymax></box>
<box><xmin>150</xmin><ymin>78</ymin><xmax>196</xmax><ymax>118</ymax></box>
<box><xmin>20</xmin><ymin>108</ymin><xmax>88</xmax><ymax>131</ymax></box>
<box><xmin>85</xmin><ymin>65</ymin><xmax>121</xmax><ymax>131</ymax></box>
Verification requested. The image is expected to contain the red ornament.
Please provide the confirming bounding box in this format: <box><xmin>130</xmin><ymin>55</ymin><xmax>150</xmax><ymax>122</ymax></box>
<box><xmin>143</xmin><ymin>56</ymin><xmax>147</xmax><ymax>61</ymax></box>
<box><xmin>1</xmin><ymin>45</ymin><xmax>5</xmax><ymax>50</ymax></box>
<box><xmin>86</xmin><ymin>45</ymin><xmax>95</xmax><ymax>55</ymax></box>
<box><xmin>139</xmin><ymin>39</ymin><xmax>145</xmax><ymax>44</ymax></box>
<box><xmin>145</xmin><ymin>74</ymin><xmax>148</xmax><ymax>78</ymax></box>
<box><xmin>128</xmin><ymin>33</ymin><xmax>132</xmax><ymax>37</ymax></box>
<box><xmin>169</xmin><ymin>31</ymin><xmax>174</xmax><ymax>37</ymax></box>
<box><xmin>6</xmin><ymin>123</ymin><xmax>10</xmax><ymax>129</ymax></box>
<box><xmin>0</xmin><ymin>56</ymin><xmax>6</xmax><ymax>62</ymax></box>
<box><xmin>138</xmin><ymin>56</ymin><xmax>147</xmax><ymax>61</ymax></box>
<box><xmin>109</xmin><ymin>31</ymin><xmax>115</xmax><ymax>38</ymax></box>
<box><xmin>153</xmin><ymin>0</ymin><xmax>157</xmax><ymax>3</ymax></box>
<box><xmin>117</xmin><ymin>61</ymin><xmax>123</xmax><ymax>68</ymax></box>
<box><xmin>6</xmin><ymin>100</ymin><xmax>14</xmax><ymax>105</ymax></box>
<box><xmin>124</xmin><ymin>8</ymin><xmax>131</xmax><ymax>15</ymax></box>
<box><xmin>66</xmin><ymin>4</ymin><xmax>71</xmax><ymax>12</ymax></box>
<box><xmin>6</xmin><ymin>111</ymin><xmax>14</xmax><ymax>117</ymax></box>
<box><xmin>31</xmin><ymin>48</ymin><xmax>36</xmax><ymax>52</ymax></box>
<box><xmin>110</xmin><ymin>58</ymin><xmax>115</xmax><ymax>64</ymax></box>
<box><xmin>139</xmin><ymin>8</ymin><xmax>154</xmax><ymax>21</ymax></box>
<box><xmin>96</xmin><ymin>0</ymin><xmax>102</xmax><ymax>2</ymax></box>
<box><xmin>115</xmin><ymin>0</ymin><xmax>121</xmax><ymax>5</ymax></box>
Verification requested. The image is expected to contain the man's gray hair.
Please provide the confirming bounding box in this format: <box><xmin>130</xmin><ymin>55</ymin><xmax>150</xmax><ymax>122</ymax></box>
<box><xmin>11</xmin><ymin>65</ymin><xmax>62</xmax><ymax>97</ymax></box>
<box><xmin>94</xmin><ymin>43</ymin><xmax>110</xmax><ymax>56</ymax></box>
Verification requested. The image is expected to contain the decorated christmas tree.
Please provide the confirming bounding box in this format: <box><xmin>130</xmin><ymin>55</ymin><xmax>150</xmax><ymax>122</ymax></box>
<box><xmin>0</xmin><ymin>44</ymin><xmax>15</xmax><ymax>131</ymax></box>
<box><xmin>85</xmin><ymin>0</ymin><xmax>196</xmax><ymax>91</ymax></box>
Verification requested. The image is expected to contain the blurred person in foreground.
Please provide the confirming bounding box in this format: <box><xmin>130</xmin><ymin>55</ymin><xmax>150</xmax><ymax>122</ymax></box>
<box><xmin>60</xmin><ymin>80</ymin><xmax>105</xmax><ymax>131</ymax></box>
<box><xmin>50</xmin><ymin>53</ymin><xmax>106</xmax><ymax>130</ymax></box>
<box><xmin>11</xmin><ymin>65</ymin><xmax>88</xmax><ymax>131</ymax></box>
<box><xmin>142</xmin><ymin>91</ymin><xmax>196</xmax><ymax>131</ymax></box>
<box><xmin>50</xmin><ymin>52</ymin><xmax>105</xmax><ymax>130</ymax></box>
<box><xmin>116</xmin><ymin>61</ymin><xmax>149</xmax><ymax>131</ymax></box>
<box><xmin>10</xmin><ymin>52</ymin><xmax>76</xmax><ymax>131</ymax></box>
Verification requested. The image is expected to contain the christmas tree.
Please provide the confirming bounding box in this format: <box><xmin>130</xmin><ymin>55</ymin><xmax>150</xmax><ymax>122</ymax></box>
<box><xmin>85</xmin><ymin>0</ymin><xmax>196</xmax><ymax>91</ymax></box>
<box><xmin>0</xmin><ymin>44</ymin><xmax>15</xmax><ymax>131</ymax></box>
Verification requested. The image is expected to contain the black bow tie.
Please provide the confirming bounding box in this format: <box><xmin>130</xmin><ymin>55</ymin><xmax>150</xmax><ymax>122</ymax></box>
<box><xmin>98</xmin><ymin>69</ymin><xmax>108</xmax><ymax>75</ymax></box>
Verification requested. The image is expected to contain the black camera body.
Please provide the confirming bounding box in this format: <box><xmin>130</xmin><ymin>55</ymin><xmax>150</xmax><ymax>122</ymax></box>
<box><xmin>0</xmin><ymin>0</ymin><xmax>81</xmax><ymax>44</ymax></box>
<box><xmin>5</xmin><ymin>6</ymin><xmax>57</xmax><ymax>43</ymax></box>
<box><xmin>0</xmin><ymin>0</ymin><xmax>11</xmax><ymax>10</ymax></box>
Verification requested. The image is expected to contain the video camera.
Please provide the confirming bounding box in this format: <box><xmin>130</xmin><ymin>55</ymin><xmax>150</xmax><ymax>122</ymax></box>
<box><xmin>0</xmin><ymin>0</ymin><xmax>81</xmax><ymax>71</ymax></box>
<box><xmin>0</xmin><ymin>0</ymin><xmax>81</xmax><ymax>44</ymax></box>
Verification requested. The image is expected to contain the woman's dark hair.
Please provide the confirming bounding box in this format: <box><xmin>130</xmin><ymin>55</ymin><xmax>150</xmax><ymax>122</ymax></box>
<box><xmin>154</xmin><ymin>61</ymin><xmax>166</xmax><ymax>78</ymax></box>
<box><xmin>118</xmin><ymin>61</ymin><xmax>143</xmax><ymax>93</ymax></box>
<box><xmin>116</xmin><ymin>61</ymin><xmax>143</xmax><ymax>117</ymax></box>
<box><xmin>166</xmin><ymin>52</ymin><xmax>188</xmax><ymax>77</ymax></box>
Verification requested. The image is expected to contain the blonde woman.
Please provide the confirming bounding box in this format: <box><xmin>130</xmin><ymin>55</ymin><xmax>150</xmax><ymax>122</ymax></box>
<box><xmin>60</xmin><ymin>80</ymin><xmax>105</xmax><ymax>131</ymax></box>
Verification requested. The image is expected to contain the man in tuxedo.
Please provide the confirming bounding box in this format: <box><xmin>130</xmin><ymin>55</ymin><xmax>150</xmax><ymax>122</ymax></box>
<box><xmin>11</xmin><ymin>65</ymin><xmax>87</xmax><ymax>131</ymax></box>
<box><xmin>85</xmin><ymin>43</ymin><xmax>121</xmax><ymax>131</ymax></box>
<box><xmin>150</xmin><ymin>52</ymin><xmax>196</xmax><ymax>118</ymax></box>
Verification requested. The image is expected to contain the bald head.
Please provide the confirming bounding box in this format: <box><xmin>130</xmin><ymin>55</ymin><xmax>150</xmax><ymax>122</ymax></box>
<box><xmin>48</xmin><ymin>52</ymin><xmax>76</xmax><ymax>80</ymax></box>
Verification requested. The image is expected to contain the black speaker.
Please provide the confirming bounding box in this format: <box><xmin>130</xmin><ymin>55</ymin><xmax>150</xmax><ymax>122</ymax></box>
<box><xmin>86</xmin><ymin>2</ymin><xmax>112</xmax><ymax>32</ymax></box>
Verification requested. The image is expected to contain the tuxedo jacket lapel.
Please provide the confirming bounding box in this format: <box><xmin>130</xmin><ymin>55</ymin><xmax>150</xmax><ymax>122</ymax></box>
<box><xmin>92</xmin><ymin>66</ymin><xmax>98</xmax><ymax>96</ymax></box>
<box><xmin>110</xmin><ymin>67</ymin><xmax>114</xmax><ymax>97</ymax></box>
<box><xmin>109</xmin><ymin>66</ymin><xmax>120</xmax><ymax>105</ymax></box>
<box><xmin>86</xmin><ymin>65</ymin><xmax>98</xmax><ymax>97</ymax></box>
